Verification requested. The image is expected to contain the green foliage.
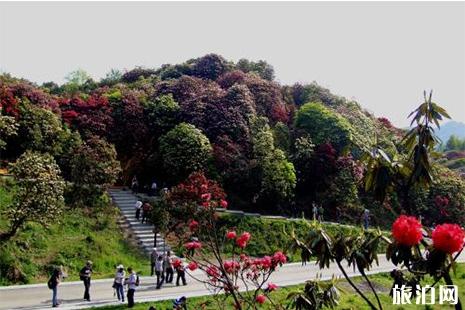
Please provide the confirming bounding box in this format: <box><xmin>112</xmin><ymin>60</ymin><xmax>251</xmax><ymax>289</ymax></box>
<box><xmin>294</xmin><ymin>103</ymin><xmax>353</xmax><ymax>153</ymax></box>
<box><xmin>236</xmin><ymin>58</ymin><xmax>275</xmax><ymax>81</ymax></box>
<box><xmin>0</xmin><ymin>152</ymin><xmax>65</xmax><ymax>241</ymax></box>
<box><xmin>65</xmin><ymin>69</ymin><xmax>92</xmax><ymax>86</ymax></box>
<box><xmin>0</xmin><ymin>189</ymin><xmax>149</xmax><ymax>284</ymax></box>
<box><xmin>445</xmin><ymin>134</ymin><xmax>465</xmax><ymax>151</ymax></box>
<box><xmin>68</xmin><ymin>136</ymin><xmax>121</xmax><ymax>207</ymax></box>
<box><xmin>403</xmin><ymin>91</ymin><xmax>450</xmax><ymax>187</ymax></box>
<box><xmin>0</xmin><ymin>115</ymin><xmax>18</xmax><ymax>152</ymax></box>
<box><xmin>144</xmin><ymin>94</ymin><xmax>180</xmax><ymax>136</ymax></box>
<box><xmin>251</xmin><ymin>117</ymin><xmax>296</xmax><ymax>202</ymax></box>
<box><xmin>286</xmin><ymin>277</ymin><xmax>340</xmax><ymax>310</ymax></box>
<box><xmin>410</xmin><ymin>165</ymin><xmax>465</xmax><ymax>225</ymax></box>
<box><xmin>159</xmin><ymin>123</ymin><xmax>212</xmax><ymax>182</ymax></box>
<box><xmin>16</xmin><ymin>105</ymin><xmax>69</xmax><ymax>156</ymax></box>
<box><xmin>272</xmin><ymin>122</ymin><xmax>291</xmax><ymax>154</ymax></box>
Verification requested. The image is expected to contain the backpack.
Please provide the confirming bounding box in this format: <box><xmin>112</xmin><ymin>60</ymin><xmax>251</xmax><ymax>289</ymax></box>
<box><xmin>135</xmin><ymin>275</ymin><xmax>140</xmax><ymax>287</ymax></box>
<box><xmin>47</xmin><ymin>277</ymin><xmax>55</xmax><ymax>290</ymax></box>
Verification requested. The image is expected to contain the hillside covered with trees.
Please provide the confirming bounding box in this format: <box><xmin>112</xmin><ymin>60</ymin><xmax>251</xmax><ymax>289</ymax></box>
<box><xmin>1</xmin><ymin>54</ymin><xmax>464</xmax><ymax>229</ymax></box>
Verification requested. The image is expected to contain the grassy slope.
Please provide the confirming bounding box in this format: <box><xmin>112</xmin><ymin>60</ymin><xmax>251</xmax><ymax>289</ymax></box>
<box><xmin>0</xmin><ymin>186</ymin><xmax>150</xmax><ymax>285</ymax></box>
<box><xmin>171</xmin><ymin>214</ymin><xmax>387</xmax><ymax>262</ymax></box>
<box><xmin>94</xmin><ymin>263</ymin><xmax>465</xmax><ymax>310</ymax></box>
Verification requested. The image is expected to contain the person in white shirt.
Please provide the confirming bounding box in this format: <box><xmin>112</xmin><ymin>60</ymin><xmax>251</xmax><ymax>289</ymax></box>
<box><xmin>134</xmin><ymin>200</ymin><xmax>142</xmax><ymax>221</ymax></box>
<box><xmin>150</xmin><ymin>181</ymin><xmax>157</xmax><ymax>196</ymax></box>
<box><xmin>126</xmin><ymin>267</ymin><xmax>138</xmax><ymax>308</ymax></box>
<box><xmin>114</xmin><ymin>265</ymin><xmax>125</xmax><ymax>303</ymax></box>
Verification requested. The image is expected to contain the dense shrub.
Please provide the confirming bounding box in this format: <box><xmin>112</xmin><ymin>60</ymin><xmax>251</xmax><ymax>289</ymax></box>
<box><xmin>294</xmin><ymin>102</ymin><xmax>353</xmax><ymax>153</ymax></box>
<box><xmin>159</xmin><ymin>123</ymin><xmax>212</xmax><ymax>182</ymax></box>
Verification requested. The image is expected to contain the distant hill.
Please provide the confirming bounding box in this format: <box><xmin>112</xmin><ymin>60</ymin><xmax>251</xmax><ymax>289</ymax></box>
<box><xmin>437</xmin><ymin>121</ymin><xmax>465</xmax><ymax>143</ymax></box>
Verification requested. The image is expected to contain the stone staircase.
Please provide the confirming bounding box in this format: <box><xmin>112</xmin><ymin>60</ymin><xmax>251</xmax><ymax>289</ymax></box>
<box><xmin>108</xmin><ymin>188</ymin><xmax>171</xmax><ymax>255</ymax></box>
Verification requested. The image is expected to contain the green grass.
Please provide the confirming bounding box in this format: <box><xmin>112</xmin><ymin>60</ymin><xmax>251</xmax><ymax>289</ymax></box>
<box><xmin>93</xmin><ymin>264</ymin><xmax>465</xmax><ymax>310</ymax></box>
<box><xmin>0</xmin><ymin>186</ymin><xmax>150</xmax><ymax>285</ymax></box>
<box><xmin>171</xmin><ymin>214</ymin><xmax>388</xmax><ymax>262</ymax></box>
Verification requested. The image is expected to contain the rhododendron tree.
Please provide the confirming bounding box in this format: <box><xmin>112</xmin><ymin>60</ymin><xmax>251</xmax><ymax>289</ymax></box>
<box><xmin>177</xmin><ymin>201</ymin><xmax>286</xmax><ymax>309</ymax></box>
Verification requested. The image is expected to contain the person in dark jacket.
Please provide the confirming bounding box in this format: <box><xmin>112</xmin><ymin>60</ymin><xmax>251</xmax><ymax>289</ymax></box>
<box><xmin>48</xmin><ymin>268</ymin><xmax>62</xmax><ymax>307</ymax></box>
<box><xmin>79</xmin><ymin>261</ymin><xmax>93</xmax><ymax>301</ymax></box>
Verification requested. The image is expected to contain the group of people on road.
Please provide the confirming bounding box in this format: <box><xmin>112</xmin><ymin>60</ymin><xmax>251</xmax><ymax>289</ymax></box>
<box><xmin>48</xmin><ymin>254</ymin><xmax>188</xmax><ymax>309</ymax></box>
<box><xmin>151</xmin><ymin>248</ymin><xmax>187</xmax><ymax>289</ymax></box>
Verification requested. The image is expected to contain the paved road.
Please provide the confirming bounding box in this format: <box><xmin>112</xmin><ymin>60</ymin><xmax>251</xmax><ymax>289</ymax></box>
<box><xmin>2</xmin><ymin>253</ymin><xmax>464</xmax><ymax>310</ymax></box>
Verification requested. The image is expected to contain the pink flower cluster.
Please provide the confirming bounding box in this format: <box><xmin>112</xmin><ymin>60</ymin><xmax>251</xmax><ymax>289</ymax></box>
<box><xmin>184</xmin><ymin>241</ymin><xmax>202</xmax><ymax>250</ymax></box>
<box><xmin>236</xmin><ymin>232</ymin><xmax>251</xmax><ymax>248</ymax></box>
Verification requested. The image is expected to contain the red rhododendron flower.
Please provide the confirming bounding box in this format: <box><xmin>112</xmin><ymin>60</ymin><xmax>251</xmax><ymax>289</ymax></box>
<box><xmin>206</xmin><ymin>265</ymin><xmax>220</xmax><ymax>278</ymax></box>
<box><xmin>189</xmin><ymin>220</ymin><xmax>199</xmax><ymax>232</ymax></box>
<box><xmin>272</xmin><ymin>251</ymin><xmax>287</xmax><ymax>265</ymax></box>
<box><xmin>187</xmin><ymin>261</ymin><xmax>198</xmax><ymax>271</ymax></box>
<box><xmin>432</xmin><ymin>223</ymin><xmax>465</xmax><ymax>254</ymax></box>
<box><xmin>185</xmin><ymin>241</ymin><xmax>202</xmax><ymax>250</ymax></box>
<box><xmin>201</xmin><ymin>193</ymin><xmax>211</xmax><ymax>201</ymax></box>
<box><xmin>256</xmin><ymin>294</ymin><xmax>266</xmax><ymax>304</ymax></box>
<box><xmin>223</xmin><ymin>260</ymin><xmax>240</xmax><ymax>274</ymax></box>
<box><xmin>391</xmin><ymin>215</ymin><xmax>423</xmax><ymax>246</ymax></box>
<box><xmin>226</xmin><ymin>230</ymin><xmax>237</xmax><ymax>239</ymax></box>
<box><xmin>172</xmin><ymin>259</ymin><xmax>182</xmax><ymax>269</ymax></box>
<box><xmin>201</xmin><ymin>201</ymin><xmax>210</xmax><ymax>208</ymax></box>
<box><xmin>220</xmin><ymin>199</ymin><xmax>228</xmax><ymax>208</ymax></box>
<box><xmin>236</xmin><ymin>232</ymin><xmax>251</xmax><ymax>248</ymax></box>
<box><xmin>267</xmin><ymin>282</ymin><xmax>278</xmax><ymax>291</ymax></box>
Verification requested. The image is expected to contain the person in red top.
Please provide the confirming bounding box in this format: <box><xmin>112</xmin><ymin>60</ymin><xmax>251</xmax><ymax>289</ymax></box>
<box><xmin>141</xmin><ymin>202</ymin><xmax>152</xmax><ymax>224</ymax></box>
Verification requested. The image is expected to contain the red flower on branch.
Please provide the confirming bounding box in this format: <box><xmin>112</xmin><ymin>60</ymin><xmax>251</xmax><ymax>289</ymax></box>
<box><xmin>187</xmin><ymin>261</ymin><xmax>198</xmax><ymax>271</ymax></box>
<box><xmin>226</xmin><ymin>230</ymin><xmax>237</xmax><ymax>240</ymax></box>
<box><xmin>272</xmin><ymin>251</ymin><xmax>287</xmax><ymax>266</ymax></box>
<box><xmin>185</xmin><ymin>241</ymin><xmax>202</xmax><ymax>250</ymax></box>
<box><xmin>432</xmin><ymin>223</ymin><xmax>465</xmax><ymax>254</ymax></box>
<box><xmin>189</xmin><ymin>220</ymin><xmax>199</xmax><ymax>232</ymax></box>
<box><xmin>391</xmin><ymin>215</ymin><xmax>423</xmax><ymax>246</ymax></box>
<box><xmin>236</xmin><ymin>232</ymin><xmax>251</xmax><ymax>248</ymax></box>
<box><xmin>266</xmin><ymin>282</ymin><xmax>278</xmax><ymax>292</ymax></box>
<box><xmin>256</xmin><ymin>294</ymin><xmax>266</xmax><ymax>304</ymax></box>
<box><xmin>220</xmin><ymin>199</ymin><xmax>228</xmax><ymax>208</ymax></box>
<box><xmin>206</xmin><ymin>265</ymin><xmax>220</xmax><ymax>279</ymax></box>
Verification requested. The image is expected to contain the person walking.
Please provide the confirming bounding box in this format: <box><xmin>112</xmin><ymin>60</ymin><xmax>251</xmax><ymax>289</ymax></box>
<box><xmin>150</xmin><ymin>248</ymin><xmax>159</xmax><ymax>276</ymax></box>
<box><xmin>141</xmin><ymin>201</ymin><xmax>152</xmax><ymax>224</ymax></box>
<box><xmin>131</xmin><ymin>176</ymin><xmax>139</xmax><ymax>193</ymax></box>
<box><xmin>155</xmin><ymin>255</ymin><xmax>165</xmax><ymax>289</ymax></box>
<box><xmin>48</xmin><ymin>267</ymin><xmax>62</xmax><ymax>307</ymax></box>
<box><xmin>126</xmin><ymin>267</ymin><xmax>138</xmax><ymax>308</ymax></box>
<box><xmin>164</xmin><ymin>251</ymin><xmax>174</xmax><ymax>284</ymax></box>
<box><xmin>114</xmin><ymin>265</ymin><xmax>125</xmax><ymax>303</ymax></box>
<box><xmin>175</xmin><ymin>261</ymin><xmax>186</xmax><ymax>286</ymax></box>
<box><xmin>134</xmin><ymin>200</ymin><xmax>142</xmax><ymax>221</ymax></box>
<box><xmin>312</xmin><ymin>202</ymin><xmax>318</xmax><ymax>221</ymax></box>
<box><xmin>79</xmin><ymin>261</ymin><xmax>93</xmax><ymax>301</ymax></box>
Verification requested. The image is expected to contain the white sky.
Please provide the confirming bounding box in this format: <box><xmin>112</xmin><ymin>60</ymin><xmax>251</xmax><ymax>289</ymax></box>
<box><xmin>0</xmin><ymin>1</ymin><xmax>464</xmax><ymax>127</ymax></box>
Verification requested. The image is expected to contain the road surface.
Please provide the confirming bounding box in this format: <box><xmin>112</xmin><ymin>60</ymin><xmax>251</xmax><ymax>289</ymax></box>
<box><xmin>1</xmin><ymin>253</ymin><xmax>464</xmax><ymax>310</ymax></box>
